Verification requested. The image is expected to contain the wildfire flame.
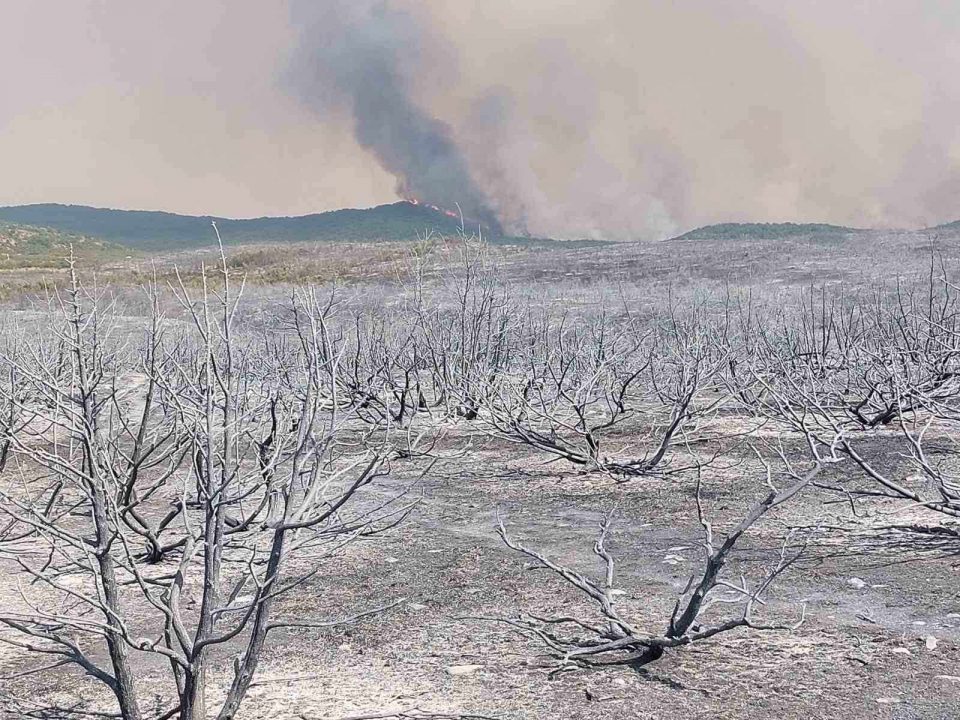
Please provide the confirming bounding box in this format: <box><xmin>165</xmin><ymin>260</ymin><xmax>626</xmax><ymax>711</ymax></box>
<box><xmin>407</xmin><ymin>198</ymin><xmax>461</xmax><ymax>220</ymax></box>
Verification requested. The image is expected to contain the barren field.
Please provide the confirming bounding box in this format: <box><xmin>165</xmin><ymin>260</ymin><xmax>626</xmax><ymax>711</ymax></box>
<box><xmin>1</xmin><ymin>228</ymin><xmax>959</xmax><ymax>719</ymax></box>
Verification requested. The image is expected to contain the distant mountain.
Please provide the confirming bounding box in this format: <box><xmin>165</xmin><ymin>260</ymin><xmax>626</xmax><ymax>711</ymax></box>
<box><xmin>672</xmin><ymin>222</ymin><xmax>860</xmax><ymax>242</ymax></box>
<box><xmin>0</xmin><ymin>201</ymin><xmax>474</xmax><ymax>250</ymax></box>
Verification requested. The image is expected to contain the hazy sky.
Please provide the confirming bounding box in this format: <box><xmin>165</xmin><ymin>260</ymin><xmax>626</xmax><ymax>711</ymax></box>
<box><xmin>3</xmin><ymin>1</ymin><xmax>959</xmax><ymax>238</ymax></box>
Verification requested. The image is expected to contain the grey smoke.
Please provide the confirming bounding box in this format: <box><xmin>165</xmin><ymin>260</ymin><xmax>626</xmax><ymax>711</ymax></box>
<box><xmin>289</xmin><ymin>1</ymin><xmax>502</xmax><ymax>233</ymax></box>
<box><xmin>4</xmin><ymin>2</ymin><xmax>960</xmax><ymax>238</ymax></box>
<box><xmin>288</xmin><ymin>0</ymin><xmax>960</xmax><ymax>241</ymax></box>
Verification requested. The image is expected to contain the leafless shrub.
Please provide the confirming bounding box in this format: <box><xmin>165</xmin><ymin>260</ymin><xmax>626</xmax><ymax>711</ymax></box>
<box><xmin>475</xmin><ymin>302</ymin><xmax>733</xmax><ymax>478</ymax></box>
<box><xmin>408</xmin><ymin>239</ymin><xmax>519</xmax><ymax>422</ymax></box>
<box><xmin>485</xmin><ymin>459</ymin><xmax>821</xmax><ymax>675</ymax></box>
<box><xmin>734</xmin><ymin>263</ymin><xmax>960</xmax><ymax>520</ymax></box>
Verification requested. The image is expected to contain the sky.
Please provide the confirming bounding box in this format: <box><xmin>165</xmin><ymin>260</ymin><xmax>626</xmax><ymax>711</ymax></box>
<box><xmin>2</xmin><ymin>1</ymin><xmax>959</xmax><ymax>239</ymax></box>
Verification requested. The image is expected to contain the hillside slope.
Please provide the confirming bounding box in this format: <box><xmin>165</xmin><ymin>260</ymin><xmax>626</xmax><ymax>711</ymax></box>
<box><xmin>671</xmin><ymin>222</ymin><xmax>861</xmax><ymax>242</ymax></box>
<box><xmin>0</xmin><ymin>202</ymin><xmax>471</xmax><ymax>250</ymax></box>
<box><xmin>0</xmin><ymin>222</ymin><xmax>129</xmax><ymax>268</ymax></box>
<box><xmin>925</xmin><ymin>219</ymin><xmax>960</xmax><ymax>234</ymax></box>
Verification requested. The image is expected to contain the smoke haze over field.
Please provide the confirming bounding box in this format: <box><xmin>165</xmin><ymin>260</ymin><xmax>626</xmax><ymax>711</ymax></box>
<box><xmin>2</xmin><ymin>1</ymin><xmax>960</xmax><ymax>238</ymax></box>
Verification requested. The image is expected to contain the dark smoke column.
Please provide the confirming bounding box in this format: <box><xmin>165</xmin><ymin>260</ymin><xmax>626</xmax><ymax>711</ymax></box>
<box><xmin>289</xmin><ymin>0</ymin><xmax>503</xmax><ymax>234</ymax></box>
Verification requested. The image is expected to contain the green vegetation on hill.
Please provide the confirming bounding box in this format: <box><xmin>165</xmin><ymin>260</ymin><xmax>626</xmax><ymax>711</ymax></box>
<box><xmin>672</xmin><ymin>222</ymin><xmax>859</xmax><ymax>242</ymax></box>
<box><xmin>0</xmin><ymin>202</ymin><xmax>473</xmax><ymax>250</ymax></box>
<box><xmin>0</xmin><ymin>222</ymin><xmax>131</xmax><ymax>269</ymax></box>
<box><xmin>926</xmin><ymin>219</ymin><xmax>960</xmax><ymax>233</ymax></box>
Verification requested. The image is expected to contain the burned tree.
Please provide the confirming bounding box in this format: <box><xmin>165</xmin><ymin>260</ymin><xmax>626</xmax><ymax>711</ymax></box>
<box><xmin>0</xmin><ymin>251</ymin><xmax>406</xmax><ymax>719</ymax></box>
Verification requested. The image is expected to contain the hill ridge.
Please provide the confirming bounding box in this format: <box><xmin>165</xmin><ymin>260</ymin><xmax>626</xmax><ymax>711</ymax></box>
<box><xmin>0</xmin><ymin>201</ymin><xmax>472</xmax><ymax>250</ymax></box>
<box><xmin>671</xmin><ymin>221</ymin><xmax>862</xmax><ymax>242</ymax></box>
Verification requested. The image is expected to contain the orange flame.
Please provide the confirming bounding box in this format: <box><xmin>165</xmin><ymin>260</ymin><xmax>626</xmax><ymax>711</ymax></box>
<box><xmin>408</xmin><ymin>197</ymin><xmax>460</xmax><ymax>220</ymax></box>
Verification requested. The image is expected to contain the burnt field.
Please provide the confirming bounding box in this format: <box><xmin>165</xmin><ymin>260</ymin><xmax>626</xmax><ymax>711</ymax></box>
<box><xmin>0</xmin><ymin>227</ymin><xmax>959</xmax><ymax>720</ymax></box>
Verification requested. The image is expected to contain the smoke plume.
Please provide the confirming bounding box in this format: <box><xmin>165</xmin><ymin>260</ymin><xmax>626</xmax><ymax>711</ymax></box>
<box><xmin>289</xmin><ymin>1</ymin><xmax>501</xmax><ymax>232</ymax></box>
<box><xmin>289</xmin><ymin>0</ymin><xmax>960</xmax><ymax>240</ymax></box>
<box><xmin>5</xmin><ymin>1</ymin><xmax>959</xmax><ymax>237</ymax></box>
